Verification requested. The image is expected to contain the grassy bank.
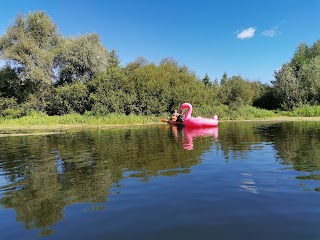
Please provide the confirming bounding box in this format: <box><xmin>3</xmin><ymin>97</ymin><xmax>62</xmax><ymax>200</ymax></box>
<box><xmin>279</xmin><ymin>105</ymin><xmax>320</xmax><ymax>117</ymax></box>
<box><xmin>1</xmin><ymin>105</ymin><xmax>320</xmax><ymax>131</ymax></box>
<box><xmin>0</xmin><ymin>113</ymin><xmax>160</xmax><ymax>130</ymax></box>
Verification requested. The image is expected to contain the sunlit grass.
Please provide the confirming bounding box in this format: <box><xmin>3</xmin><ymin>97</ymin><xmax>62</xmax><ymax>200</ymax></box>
<box><xmin>280</xmin><ymin>105</ymin><xmax>320</xmax><ymax>117</ymax></box>
<box><xmin>192</xmin><ymin>104</ymin><xmax>275</xmax><ymax>120</ymax></box>
<box><xmin>223</xmin><ymin>105</ymin><xmax>276</xmax><ymax>120</ymax></box>
<box><xmin>2</xmin><ymin>105</ymin><xmax>320</xmax><ymax>130</ymax></box>
<box><xmin>0</xmin><ymin>112</ymin><xmax>160</xmax><ymax>128</ymax></box>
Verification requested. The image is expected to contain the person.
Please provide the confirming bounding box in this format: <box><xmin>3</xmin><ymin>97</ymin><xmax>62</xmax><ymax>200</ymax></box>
<box><xmin>176</xmin><ymin>110</ymin><xmax>184</xmax><ymax>122</ymax></box>
<box><xmin>171</xmin><ymin>109</ymin><xmax>179</xmax><ymax>121</ymax></box>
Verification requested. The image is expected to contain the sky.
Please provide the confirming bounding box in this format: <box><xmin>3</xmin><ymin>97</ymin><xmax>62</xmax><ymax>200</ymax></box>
<box><xmin>0</xmin><ymin>0</ymin><xmax>320</xmax><ymax>84</ymax></box>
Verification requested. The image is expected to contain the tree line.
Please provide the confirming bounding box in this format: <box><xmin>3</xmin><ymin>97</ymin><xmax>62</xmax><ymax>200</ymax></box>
<box><xmin>0</xmin><ymin>11</ymin><xmax>319</xmax><ymax>118</ymax></box>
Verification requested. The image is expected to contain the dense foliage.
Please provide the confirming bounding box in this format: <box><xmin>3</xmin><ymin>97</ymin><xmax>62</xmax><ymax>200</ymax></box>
<box><xmin>273</xmin><ymin>41</ymin><xmax>320</xmax><ymax>110</ymax></box>
<box><xmin>0</xmin><ymin>11</ymin><xmax>320</xmax><ymax>118</ymax></box>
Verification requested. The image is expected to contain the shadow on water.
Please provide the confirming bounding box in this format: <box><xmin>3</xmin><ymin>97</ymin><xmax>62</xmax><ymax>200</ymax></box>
<box><xmin>0</xmin><ymin>122</ymin><xmax>320</xmax><ymax>237</ymax></box>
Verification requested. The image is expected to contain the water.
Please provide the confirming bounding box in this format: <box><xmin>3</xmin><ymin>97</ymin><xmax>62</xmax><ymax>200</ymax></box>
<box><xmin>0</xmin><ymin>122</ymin><xmax>320</xmax><ymax>239</ymax></box>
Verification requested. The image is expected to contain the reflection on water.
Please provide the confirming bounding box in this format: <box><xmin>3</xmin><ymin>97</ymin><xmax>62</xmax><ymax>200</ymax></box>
<box><xmin>169</xmin><ymin>125</ymin><xmax>218</xmax><ymax>150</ymax></box>
<box><xmin>0</xmin><ymin>122</ymin><xmax>320</xmax><ymax>239</ymax></box>
<box><xmin>239</xmin><ymin>173</ymin><xmax>258</xmax><ymax>194</ymax></box>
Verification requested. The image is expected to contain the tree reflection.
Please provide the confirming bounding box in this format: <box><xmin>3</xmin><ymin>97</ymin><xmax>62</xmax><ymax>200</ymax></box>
<box><xmin>217</xmin><ymin>122</ymin><xmax>267</xmax><ymax>160</ymax></box>
<box><xmin>256</xmin><ymin>122</ymin><xmax>320</xmax><ymax>191</ymax></box>
<box><xmin>1</xmin><ymin>122</ymin><xmax>320</xmax><ymax>234</ymax></box>
<box><xmin>256</xmin><ymin>122</ymin><xmax>320</xmax><ymax>172</ymax></box>
<box><xmin>0</xmin><ymin>126</ymin><xmax>211</xmax><ymax>233</ymax></box>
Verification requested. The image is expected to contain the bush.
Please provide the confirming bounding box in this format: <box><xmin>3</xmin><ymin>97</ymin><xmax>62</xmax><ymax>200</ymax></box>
<box><xmin>46</xmin><ymin>82</ymin><xmax>90</xmax><ymax>115</ymax></box>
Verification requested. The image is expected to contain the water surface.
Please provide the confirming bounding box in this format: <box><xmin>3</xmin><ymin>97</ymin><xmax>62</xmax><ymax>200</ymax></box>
<box><xmin>1</xmin><ymin>122</ymin><xmax>320</xmax><ymax>239</ymax></box>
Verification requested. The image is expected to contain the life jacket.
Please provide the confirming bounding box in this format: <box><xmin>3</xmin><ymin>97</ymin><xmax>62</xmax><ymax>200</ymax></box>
<box><xmin>171</xmin><ymin>116</ymin><xmax>177</xmax><ymax>121</ymax></box>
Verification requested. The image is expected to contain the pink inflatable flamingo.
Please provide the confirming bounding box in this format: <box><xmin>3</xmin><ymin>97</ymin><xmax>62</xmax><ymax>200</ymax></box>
<box><xmin>180</xmin><ymin>103</ymin><xmax>218</xmax><ymax>128</ymax></box>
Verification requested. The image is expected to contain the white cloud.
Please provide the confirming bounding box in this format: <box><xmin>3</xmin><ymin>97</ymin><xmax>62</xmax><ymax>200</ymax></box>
<box><xmin>262</xmin><ymin>26</ymin><xmax>280</xmax><ymax>37</ymax></box>
<box><xmin>236</xmin><ymin>27</ymin><xmax>256</xmax><ymax>40</ymax></box>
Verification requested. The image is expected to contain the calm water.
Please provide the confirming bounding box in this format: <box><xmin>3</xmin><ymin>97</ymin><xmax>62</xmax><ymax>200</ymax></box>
<box><xmin>1</xmin><ymin>122</ymin><xmax>320</xmax><ymax>240</ymax></box>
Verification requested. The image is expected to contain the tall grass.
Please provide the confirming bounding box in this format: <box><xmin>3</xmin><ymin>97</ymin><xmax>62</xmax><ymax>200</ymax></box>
<box><xmin>0</xmin><ymin>112</ymin><xmax>159</xmax><ymax>128</ymax></box>
<box><xmin>193</xmin><ymin>104</ymin><xmax>275</xmax><ymax>120</ymax></box>
<box><xmin>280</xmin><ymin>105</ymin><xmax>320</xmax><ymax>117</ymax></box>
<box><xmin>223</xmin><ymin>105</ymin><xmax>276</xmax><ymax>120</ymax></box>
<box><xmin>3</xmin><ymin>105</ymin><xmax>320</xmax><ymax>129</ymax></box>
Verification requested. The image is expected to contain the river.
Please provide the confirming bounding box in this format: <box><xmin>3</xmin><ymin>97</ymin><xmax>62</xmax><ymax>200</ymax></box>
<box><xmin>1</xmin><ymin>122</ymin><xmax>320</xmax><ymax>239</ymax></box>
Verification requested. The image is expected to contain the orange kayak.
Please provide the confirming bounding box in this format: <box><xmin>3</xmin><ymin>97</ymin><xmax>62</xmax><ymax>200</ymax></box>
<box><xmin>168</xmin><ymin>120</ymin><xmax>184</xmax><ymax>125</ymax></box>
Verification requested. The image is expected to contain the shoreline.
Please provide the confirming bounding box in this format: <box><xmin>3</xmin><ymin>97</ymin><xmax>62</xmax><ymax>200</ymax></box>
<box><xmin>0</xmin><ymin>116</ymin><xmax>320</xmax><ymax>136</ymax></box>
<box><xmin>220</xmin><ymin>116</ymin><xmax>320</xmax><ymax>122</ymax></box>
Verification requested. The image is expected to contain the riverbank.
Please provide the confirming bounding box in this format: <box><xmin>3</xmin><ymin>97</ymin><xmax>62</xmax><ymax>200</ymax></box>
<box><xmin>222</xmin><ymin>116</ymin><xmax>320</xmax><ymax>122</ymax></box>
<box><xmin>1</xmin><ymin>115</ymin><xmax>320</xmax><ymax>135</ymax></box>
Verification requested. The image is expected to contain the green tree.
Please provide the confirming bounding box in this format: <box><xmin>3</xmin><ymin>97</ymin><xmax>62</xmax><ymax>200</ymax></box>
<box><xmin>89</xmin><ymin>67</ymin><xmax>137</xmax><ymax>115</ymax></box>
<box><xmin>108</xmin><ymin>49</ymin><xmax>120</xmax><ymax>67</ymax></box>
<box><xmin>125</xmin><ymin>56</ymin><xmax>148</xmax><ymax>72</ymax></box>
<box><xmin>46</xmin><ymin>82</ymin><xmax>90</xmax><ymax>115</ymax></box>
<box><xmin>273</xmin><ymin>64</ymin><xmax>305</xmax><ymax>110</ymax></box>
<box><xmin>301</xmin><ymin>56</ymin><xmax>320</xmax><ymax>103</ymax></box>
<box><xmin>220</xmin><ymin>72</ymin><xmax>228</xmax><ymax>85</ymax></box>
<box><xmin>55</xmin><ymin>33</ymin><xmax>109</xmax><ymax>84</ymax></box>
<box><xmin>308</xmin><ymin>40</ymin><xmax>320</xmax><ymax>59</ymax></box>
<box><xmin>291</xmin><ymin>43</ymin><xmax>309</xmax><ymax>76</ymax></box>
<box><xmin>0</xmin><ymin>66</ymin><xmax>20</xmax><ymax>99</ymax></box>
<box><xmin>0</xmin><ymin>11</ymin><xmax>60</xmax><ymax>86</ymax></box>
<box><xmin>202</xmin><ymin>73</ymin><xmax>211</xmax><ymax>87</ymax></box>
<box><xmin>273</xmin><ymin>39</ymin><xmax>320</xmax><ymax>109</ymax></box>
<box><xmin>252</xmin><ymin>84</ymin><xmax>279</xmax><ymax>110</ymax></box>
<box><xmin>218</xmin><ymin>75</ymin><xmax>254</xmax><ymax>106</ymax></box>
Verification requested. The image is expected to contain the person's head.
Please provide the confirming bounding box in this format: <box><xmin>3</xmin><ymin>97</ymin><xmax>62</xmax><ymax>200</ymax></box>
<box><xmin>173</xmin><ymin>109</ymin><xmax>178</xmax><ymax>113</ymax></box>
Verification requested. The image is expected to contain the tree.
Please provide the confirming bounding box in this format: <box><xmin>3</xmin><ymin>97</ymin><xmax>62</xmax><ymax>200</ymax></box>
<box><xmin>46</xmin><ymin>82</ymin><xmax>90</xmax><ymax>115</ymax></box>
<box><xmin>291</xmin><ymin>43</ymin><xmax>309</xmax><ymax>75</ymax></box>
<box><xmin>308</xmin><ymin>40</ymin><xmax>320</xmax><ymax>59</ymax></box>
<box><xmin>273</xmin><ymin>64</ymin><xmax>305</xmax><ymax>110</ymax></box>
<box><xmin>89</xmin><ymin>68</ymin><xmax>137</xmax><ymax>115</ymax></box>
<box><xmin>0</xmin><ymin>11</ymin><xmax>61</xmax><ymax>86</ymax></box>
<box><xmin>220</xmin><ymin>72</ymin><xmax>228</xmax><ymax>85</ymax></box>
<box><xmin>125</xmin><ymin>57</ymin><xmax>148</xmax><ymax>72</ymax></box>
<box><xmin>202</xmin><ymin>74</ymin><xmax>210</xmax><ymax>87</ymax></box>
<box><xmin>108</xmin><ymin>49</ymin><xmax>120</xmax><ymax>68</ymax></box>
<box><xmin>274</xmin><ymin>39</ymin><xmax>320</xmax><ymax>108</ymax></box>
<box><xmin>54</xmin><ymin>33</ymin><xmax>109</xmax><ymax>84</ymax></box>
<box><xmin>159</xmin><ymin>57</ymin><xmax>178</xmax><ymax>68</ymax></box>
<box><xmin>0</xmin><ymin>66</ymin><xmax>20</xmax><ymax>99</ymax></box>
<box><xmin>301</xmin><ymin>56</ymin><xmax>320</xmax><ymax>103</ymax></box>
<box><xmin>218</xmin><ymin>75</ymin><xmax>254</xmax><ymax>106</ymax></box>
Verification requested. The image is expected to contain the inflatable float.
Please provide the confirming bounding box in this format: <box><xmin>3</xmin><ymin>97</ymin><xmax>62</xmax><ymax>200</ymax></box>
<box><xmin>180</xmin><ymin>103</ymin><xmax>218</xmax><ymax>128</ymax></box>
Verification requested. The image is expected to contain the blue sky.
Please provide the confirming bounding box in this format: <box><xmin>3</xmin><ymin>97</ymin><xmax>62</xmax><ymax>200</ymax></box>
<box><xmin>1</xmin><ymin>0</ymin><xmax>320</xmax><ymax>84</ymax></box>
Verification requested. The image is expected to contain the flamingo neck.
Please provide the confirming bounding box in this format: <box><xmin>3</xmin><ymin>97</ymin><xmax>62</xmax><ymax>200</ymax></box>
<box><xmin>181</xmin><ymin>103</ymin><xmax>192</xmax><ymax>119</ymax></box>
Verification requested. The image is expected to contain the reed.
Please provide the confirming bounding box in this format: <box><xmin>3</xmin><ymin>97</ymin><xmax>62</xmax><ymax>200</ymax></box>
<box><xmin>192</xmin><ymin>105</ymin><xmax>275</xmax><ymax>120</ymax></box>
<box><xmin>280</xmin><ymin>105</ymin><xmax>320</xmax><ymax>117</ymax></box>
<box><xmin>224</xmin><ymin>105</ymin><xmax>276</xmax><ymax>120</ymax></box>
<box><xmin>4</xmin><ymin>105</ymin><xmax>320</xmax><ymax>129</ymax></box>
<box><xmin>0</xmin><ymin>112</ymin><xmax>159</xmax><ymax>128</ymax></box>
